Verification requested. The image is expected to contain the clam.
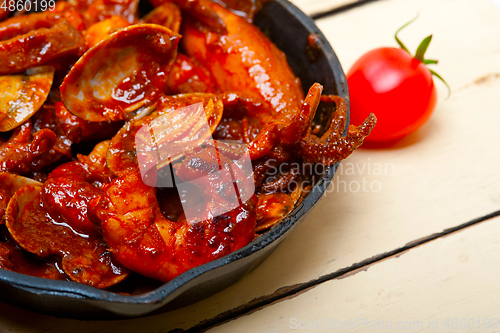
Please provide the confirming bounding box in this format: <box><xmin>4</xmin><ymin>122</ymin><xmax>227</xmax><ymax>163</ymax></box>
<box><xmin>4</xmin><ymin>184</ymin><xmax>129</xmax><ymax>288</ymax></box>
<box><xmin>60</xmin><ymin>24</ymin><xmax>180</xmax><ymax>122</ymax></box>
<box><xmin>0</xmin><ymin>66</ymin><xmax>55</xmax><ymax>132</ymax></box>
<box><xmin>106</xmin><ymin>93</ymin><xmax>224</xmax><ymax>179</ymax></box>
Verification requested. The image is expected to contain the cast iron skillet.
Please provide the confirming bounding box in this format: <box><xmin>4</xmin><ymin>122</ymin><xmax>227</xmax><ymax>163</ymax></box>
<box><xmin>0</xmin><ymin>0</ymin><xmax>349</xmax><ymax>318</ymax></box>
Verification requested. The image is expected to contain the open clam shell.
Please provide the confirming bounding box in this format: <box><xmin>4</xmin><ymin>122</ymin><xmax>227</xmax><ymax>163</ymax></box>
<box><xmin>0</xmin><ymin>66</ymin><xmax>55</xmax><ymax>132</ymax></box>
<box><xmin>107</xmin><ymin>93</ymin><xmax>224</xmax><ymax>177</ymax></box>
<box><xmin>0</xmin><ymin>173</ymin><xmax>42</xmax><ymax>222</ymax></box>
<box><xmin>142</xmin><ymin>3</ymin><xmax>182</xmax><ymax>34</ymax></box>
<box><xmin>4</xmin><ymin>184</ymin><xmax>129</xmax><ymax>289</ymax></box>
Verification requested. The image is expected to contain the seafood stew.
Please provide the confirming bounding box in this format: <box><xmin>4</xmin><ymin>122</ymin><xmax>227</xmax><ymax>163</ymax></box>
<box><xmin>0</xmin><ymin>0</ymin><xmax>375</xmax><ymax>317</ymax></box>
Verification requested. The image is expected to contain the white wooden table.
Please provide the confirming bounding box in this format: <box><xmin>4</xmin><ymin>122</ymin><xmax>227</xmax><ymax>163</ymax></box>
<box><xmin>2</xmin><ymin>0</ymin><xmax>500</xmax><ymax>331</ymax></box>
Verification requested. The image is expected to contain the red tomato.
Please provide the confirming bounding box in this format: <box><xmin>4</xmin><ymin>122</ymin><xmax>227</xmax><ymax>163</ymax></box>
<box><xmin>347</xmin><ymin>47</ymin><xmax>437</xmax><ymax>142</ymax></box>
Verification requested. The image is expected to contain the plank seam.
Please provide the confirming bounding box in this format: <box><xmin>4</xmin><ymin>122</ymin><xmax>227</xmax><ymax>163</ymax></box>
<box><xmin>311</xmin><ymin>0</ymin><xmax>381</xmax><ymax>20</ymax></box>
<box><xmin>174</xmin><ymin>208</ymin><xmax>500</xmax><ymax>333</ymax></box>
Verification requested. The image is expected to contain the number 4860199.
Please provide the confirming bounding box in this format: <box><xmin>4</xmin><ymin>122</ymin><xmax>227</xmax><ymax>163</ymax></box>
<box><xmin>1</xmin><ymin>0</ymin><xmax>56</xmax><ymax>12</ymax></box>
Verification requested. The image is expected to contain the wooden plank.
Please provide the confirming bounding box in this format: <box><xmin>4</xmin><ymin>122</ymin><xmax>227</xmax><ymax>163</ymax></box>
<box><xmin>208</xmin><ymin>215</ymin><xmax>500</xmax><ymax>333</ymax></box>
<box><xmin>288</xmin><ymin>0</ymin><xmax>357</xmax><ymax>16</ymax></box>
<box><xmin>1</xmin><ymin>0</ymin><xmax>500</xmax><ymax>331</ymax></box>
<box><xmin>489</xmin><ymin>0</ymin><xmax>500</xmax><ymax>11</ymax></box>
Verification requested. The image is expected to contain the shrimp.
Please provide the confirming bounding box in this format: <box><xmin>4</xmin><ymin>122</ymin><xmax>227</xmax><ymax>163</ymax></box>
<box><xmin>182</xmin><ymin>1</ymin><xmax>376</xmax><ymax>164</ymax></box>
<box><xmin>181</xmin><ymin>0</ymin><xmax>304</xmax><ymax>119</ymax></box>
<box><xmin>89</xmin><ymin>145</ymin><xmax>257</xmax><ymax>282</ymax></box>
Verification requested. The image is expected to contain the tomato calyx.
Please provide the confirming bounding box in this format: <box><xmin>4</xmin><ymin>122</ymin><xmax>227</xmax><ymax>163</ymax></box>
<box><xmin>395</xmin><ymin>15</ymin><xmax>450</xmax><ymax>98</ymax></box>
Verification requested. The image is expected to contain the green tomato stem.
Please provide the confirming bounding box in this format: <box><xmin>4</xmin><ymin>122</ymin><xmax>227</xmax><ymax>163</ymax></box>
<box><xmin>394</xmin><ymin>14</ymin><xmax>451</xmax><ymax>98</ymax></box>
<box><xmin>430</xmin><ymin>69</ymin><xmax>451</xmax><ymax>99</ymax></box>
<box><xmin>394</xmin><ymin>14</ymin><xmax>419</xmax><ymax>54</ymax></box>
<box><xmin>415</xmin><ymin>35</ymin><xmax>433</xmax><ymax>62</ymax></box>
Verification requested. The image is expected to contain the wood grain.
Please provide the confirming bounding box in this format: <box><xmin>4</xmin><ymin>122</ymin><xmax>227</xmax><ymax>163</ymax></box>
<box><xmin>1</xmin><ymin>0</ymin><xmax>500</xmax><ymax>331</ymax></box>
<box><xmin>289</xmin><ymin>0</ymin><xmax>357</xmax><ymax>16</ymax></box>
<box><xmin>208</xmin><ymin>215</ymin><xmax>500</xmax><ymax>332</ymax></box>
